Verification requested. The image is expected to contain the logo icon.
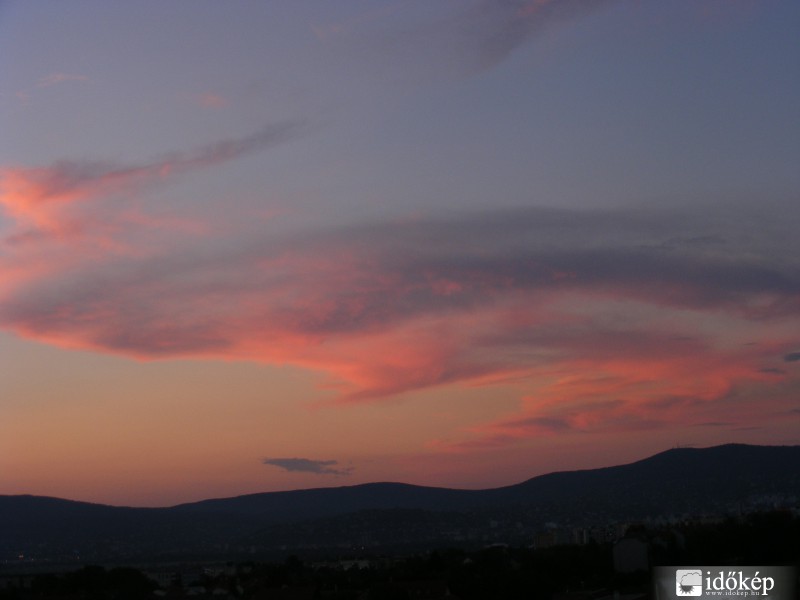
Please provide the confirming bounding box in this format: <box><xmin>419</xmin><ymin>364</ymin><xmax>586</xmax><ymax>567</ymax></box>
<box><xmin>676</xmin><ymin>570</ymin><xmax>703</xmax><ymax>596</ymax></box>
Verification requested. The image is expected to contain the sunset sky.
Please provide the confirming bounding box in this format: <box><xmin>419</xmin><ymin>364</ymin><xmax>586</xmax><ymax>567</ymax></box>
<box><xmin>1</xmin><ymin>0</ymin><xmax>799</xmax><ymax>507</ymax></box>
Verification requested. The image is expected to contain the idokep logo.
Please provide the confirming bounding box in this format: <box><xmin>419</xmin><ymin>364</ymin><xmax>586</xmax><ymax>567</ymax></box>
<box><xmin>676</xmin><ymin>570</ymin><xmax>703</xmax><ymax>596</ymax></box>
<box><xmin>704</xmin><ymin>570</ymin><xmax>775</xmax><ymax>596</ymax></box>
<box><xmin>654</xmin><ymin>566</ymin><xmax>796</xmax><ymax>599</ymax></box>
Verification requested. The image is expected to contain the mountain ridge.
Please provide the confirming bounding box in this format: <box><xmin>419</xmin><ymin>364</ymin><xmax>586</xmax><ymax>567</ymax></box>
<box><xmin>3</xmin><ymin>443</ymin><xmax>790</xmax><ymax>510</ymax></box>
<box><xmin>2</xmin><ymin>444</ymin><xmax>798</xmax><ymax>562</ymax></box>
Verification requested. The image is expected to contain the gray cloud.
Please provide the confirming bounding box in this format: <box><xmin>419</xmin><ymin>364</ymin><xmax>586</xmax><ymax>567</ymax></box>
<box><xmin>262</xmin><ymin>458</ymin><xmax>353</xmax><ymax>476</ymax></box>
<box><xmin>784</xmin><ymin>352</ymin><xmax>800</xmax><ymax>362</ymax></box>
<box><xmin>15</xmin><ymin>121</ymin><xmax>304</xmax><ymax>208</ymax></box>
<box><xmin>279</xmin><ymin>205</ymin><xmax>800</xmax><ymax>332</ymax></box>
<box><xmin>175</xmin><ymin>121</ymin><xmax>305</xmax><ymax>170</ymax></box>
<box><xmin>342</xmin><ymin>0</ymin><xmax>616</xmax><ymax>82</ymax></box>
<box><xmin>8</xmin><ymin>207</ymin><xmax>800</xmax><ymax>336</ymax></box>
<box><xmin>2</xmin><ymin>203</ymin><xmax>798</xmax><ymax>400</ymax></box>
<box><xmin>451</xmin><ymin>0</ymin><xmax>616</xmax><ymax>73</ymax></box>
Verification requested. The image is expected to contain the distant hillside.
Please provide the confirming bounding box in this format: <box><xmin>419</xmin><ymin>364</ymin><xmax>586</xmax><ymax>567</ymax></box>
<box><xmin>172</xmin><ymin>481</ymin><xmax>487</xmax><ymax>519</ymax></box>
<box><xmin>486</xmin><ymin>443</ymin><xmax>800</xmax><ymax>512</ymax></box>
<box><xmin>2</xmin><ymin>444</ymin><xmax>798</xmax><ymax>562</ymax></box>
<box><xmin>172</xmin><ymin>444</ymin><xmax>800</xmax><ymax>524</ymax></box>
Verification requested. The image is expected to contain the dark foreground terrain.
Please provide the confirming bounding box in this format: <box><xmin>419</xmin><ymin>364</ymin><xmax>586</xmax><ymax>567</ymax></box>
<box><xmin>1</xmin><ymin>510</ymin><xmax>798</xmax><ymax>600</ymax></box>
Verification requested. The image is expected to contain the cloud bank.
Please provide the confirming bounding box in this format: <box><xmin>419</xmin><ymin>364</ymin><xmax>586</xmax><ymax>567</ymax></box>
<box><xmin>1</xmin><ymin>127</ymin><xmax>798</xmax><ymax>447</ymax></box>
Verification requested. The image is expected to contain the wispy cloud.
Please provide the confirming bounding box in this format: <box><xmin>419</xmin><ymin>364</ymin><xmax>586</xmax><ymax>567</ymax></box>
<box><xmin>262</xmin><ymin>458</ymin><xmax>353</xmax><ymax>476</ymax></box>
<box><xmin>37</xmin><ymin>73</ymin><xmax>89</xmax><ymax>88</ymax></box>
<box><xmin>444</xmin><ymin>0</ymin><xmax>617</xmax><ymax>73</ymax></box>
<box><xmin>0</xmin><ymin>121</ymin><xmax>303</xmax><ymax>237</ymax></box>
<box><xmin>5</xmin><ymin>73</ymin><xmax>90</xmax><ymax>106</ymax></box>
<box><xmin>437</xmin><ymin>363</ymin><xmax>800</xmax><ymax>451</ymax></box>
<box><xmin>335</xmin><ymin>0</ymin><xmax>616</xmax><ymax>81</ymax></box>
<box><xmin>1</xmin><ymin>202</ymin><xmax>797</xmax><ymax>405</ymax></box>
<box><xmin>759</xmin><ymin>367</ymin><xmax>786</xmax><ymax>375</ymax></box>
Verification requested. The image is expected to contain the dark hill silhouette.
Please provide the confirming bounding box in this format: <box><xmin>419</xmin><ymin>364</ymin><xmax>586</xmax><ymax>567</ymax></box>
<box><xmin>485</xmin><ymin>443</ymin><xmax>800</xmax><ymax>510</ymax></box>
<box><xmin>172</xmin><ymin>443</ymin><xmax>800</xmax><ymax>520</ymax></box>
<box><xmin>172</xmin><ymin>482</ymin><xmax>486</xmax><ymax>519</ymax></box>
<box><xmin>2</xmin><ymin>444</ymin><xmax>798</xmax><ymax>561</ymax></box>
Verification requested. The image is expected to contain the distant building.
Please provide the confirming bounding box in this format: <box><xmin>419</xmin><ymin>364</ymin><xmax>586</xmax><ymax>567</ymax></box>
<box><xmin>144</xmin><ymin>570</ymin><xmax>176</xmax><ymax>588</ymax></box>
<box><xmin>534</xmin><ymin>527</ymin><xmax>573</xmax><ymax>549</ymax></box>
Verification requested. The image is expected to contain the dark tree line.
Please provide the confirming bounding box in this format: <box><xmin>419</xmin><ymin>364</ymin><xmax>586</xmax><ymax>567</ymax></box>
<box><xmin>2</xmin><ymin>511</ymin><xmax>797</xmax><ymax>600</ymax></box>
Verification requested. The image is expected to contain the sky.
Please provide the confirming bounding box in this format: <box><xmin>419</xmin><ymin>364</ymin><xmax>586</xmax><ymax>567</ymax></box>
<box><xmin>1</xmin><ymin>0</ymin><xmax>799</xmax><ymax>507</ymax></box>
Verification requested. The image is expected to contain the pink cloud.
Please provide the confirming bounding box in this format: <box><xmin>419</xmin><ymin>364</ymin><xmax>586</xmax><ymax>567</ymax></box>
<box><xmin>0</xmin><ymin>162</ymin><xmax>155</xmax><ymax>234</ymax></box>
<box><xmin>1</xmin><ymin>133</ymin><xmax>798</xmax><ymax>423</ymax></box>
<box><xmin>2</xmin><ymin>229</ymin><xmax>796</xmax><ymax>409</ymax></box>
<box><xmin>436</xmin><ymin>340</ymin><xmax>797</xmax><ymax>451</ymax></box>
<box><xmin>0</xmin><ymin>122</ymin><xmax>301</xmax><ymax>238</ymax></box>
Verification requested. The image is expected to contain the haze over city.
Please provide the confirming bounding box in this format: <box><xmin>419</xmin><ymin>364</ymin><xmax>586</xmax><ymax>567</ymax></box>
<box><xmin>1</xmin><ymin>0</ymin><xmax>799</xmax><ymax>508</ymax></box>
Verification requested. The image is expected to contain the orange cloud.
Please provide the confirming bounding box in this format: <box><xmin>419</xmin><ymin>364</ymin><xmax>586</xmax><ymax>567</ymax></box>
<box><xmin>1</xmin><ymin>140</ymin><xmax>798</xmax><ymax>421</ymax></box>
<box><xmin>437</xmin><ymin>339</ymin><xmax>796</xmax><ymax>451</ymax></box>
<box><xmin>0</xmin><ymin>163</ymin><xmax>152</xmax><ymax>233</ymax></box>
<box><xmin>0</xmin><ymin>122</ymin><xmax>302</xmax><ymax>241</ymax></box>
